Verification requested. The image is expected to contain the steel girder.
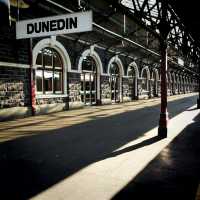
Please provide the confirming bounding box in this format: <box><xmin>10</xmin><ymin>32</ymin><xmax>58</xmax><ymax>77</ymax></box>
<box><xmin>118</xmin><ymin>0</ymin><xmax>199</xmax><ymax>75</ymax></box>
<box><xmin>43</xmin><ymin>0</ymin><xmax>199</xmax><ymax>77</ymax></box>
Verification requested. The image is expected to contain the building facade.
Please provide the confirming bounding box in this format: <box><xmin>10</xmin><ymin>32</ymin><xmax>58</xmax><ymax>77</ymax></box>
<box><xmin>0</xmin><ymin>0</ymin><xmax>198</xmax><ymax>121</ymax></box>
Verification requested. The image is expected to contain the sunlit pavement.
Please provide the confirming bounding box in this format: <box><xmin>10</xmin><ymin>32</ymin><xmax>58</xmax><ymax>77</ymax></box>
<box><xmin>0</xmin><ymin>93</ymin><xmax>199</xmax><ymax>200</ymax></box>
<box><xmin>0</xmin><ymin>93</ymin><xmax>196</xmax><ymax>142</ymax></box>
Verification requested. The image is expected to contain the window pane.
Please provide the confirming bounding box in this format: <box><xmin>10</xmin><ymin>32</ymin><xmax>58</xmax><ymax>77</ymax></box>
<box><xmin>43</xmin><ymin>48</ymin><xmax>53</xmax><ymax>68</ymax></box>
<box><xmin>36</xmin><ymin>50</ymin><xmax>42</xmax><ymax>66</ymax></box>
<box><xmin>54</xmin><ymin>51</ymin><xmax>62</xmax><ymax>69</ymax></box>
<box><xmin>44</xmin><ymin>71</ymin><xmax>53</xmax><ymax>92</ymax></box>
<box><xmin>82</xmin><ymin>56</ymin><xmax>96</xmax><ymax>71</ymax></box>
<box><xmin>128</xmin><ymin>67</ymin><xmax>136</xmax><ymax>77</ymax></box>
<box><xmin>36</xmin><ymin>47</ymin><xmax>64</xmax><ymax>94</ymax></box>
<box><xmin>110</xmin><ymin>62</ymin><xmax>119</xmax><ymax>75</ymax></box>
<box><xmin>54</xmin><ymin>71</ymin><xmax>62</xmax><ymax>92</ymax></box>
<box><xmin>36</xmin><ymin>70</ymin><xmax>43</xmax><ymax>92</ymax></box>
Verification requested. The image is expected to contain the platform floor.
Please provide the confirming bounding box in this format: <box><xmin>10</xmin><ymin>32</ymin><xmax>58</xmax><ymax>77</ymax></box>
<box><xmin>0</xmin><ymin>93</ymin><xmax>199</xmax><ymax>200</ymax></box>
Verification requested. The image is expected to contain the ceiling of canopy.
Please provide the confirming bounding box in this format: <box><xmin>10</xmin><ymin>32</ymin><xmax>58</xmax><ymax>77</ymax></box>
<box><xmin>168</xmin><ymin>0</ymin><xmax>200</xmax><ymax>45</ymax></box>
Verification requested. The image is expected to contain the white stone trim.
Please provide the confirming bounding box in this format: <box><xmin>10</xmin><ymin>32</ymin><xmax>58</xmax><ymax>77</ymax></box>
<box><xmin>0</xmin><ymin>61</ymin><xmax>29</xmax><ymax>68</ymax></box>
<box><xmin>78</xmin><ymin>48</ymin><xmax>104</xmax><ymax>101</ymax></box>
<box><xmin>68</xmin><ymin>70</ymin><xmax>80</xmax><ymax>73</ymax></box>
<box><xmin>33</xmin><ymin>38</ymin><xmax>72</xmax><ymax>95</ymax></box>
<box><xmin>36</xmin><ymin>94</ymin><xmax>68</xmax><ymax>99</ymax></box>
<box><xmin>78</xmin><ymin>48</ymin><xmax>104</xmax><ymax>74</ymax></box>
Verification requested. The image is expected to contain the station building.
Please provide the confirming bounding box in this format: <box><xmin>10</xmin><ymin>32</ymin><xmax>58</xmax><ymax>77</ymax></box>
<box><xmin>0</xmin><ymin>0</ymin><xmax>198</xmax><ymax>121</ymax></box>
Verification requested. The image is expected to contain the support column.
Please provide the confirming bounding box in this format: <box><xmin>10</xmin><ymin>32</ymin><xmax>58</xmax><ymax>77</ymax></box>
<box><xmin>158</xmin><ymin>0</ymin><xmax>169</xmax><ymax>138</ymax></box>
<box><xmin>29</xmin><ymin>38</ymin><xmax>36</xmax><ymax>116</ymax></box>
<box><xmin>197</xmin><ymin>66</ymin><xmax>200</xmax><ymax>108</ymax></box>
<box><xmin>158</xmin><ymin>40</ymin><xmax>168</xmax><ymax>138</ymax></box>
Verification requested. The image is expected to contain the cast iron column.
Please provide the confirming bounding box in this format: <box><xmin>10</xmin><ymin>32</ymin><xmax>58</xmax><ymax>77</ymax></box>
<box><xmin>197</xmin><ymin>64</ymin><xmax>200</xmax><ymax>108</ymax></box>
<box><xmin>158</xmin><ymin>40</ymin><xmax>168</xmax><ymax>137</ymax></box>
<box><xmin>158</xmin><ymin>1</ymin><xmax>169</xmax><ymax>138</ymax></box>
<box><xmin>29</xmin><ymin>38</ymin><xmax>36</xmax><ymax>115</ymax></box>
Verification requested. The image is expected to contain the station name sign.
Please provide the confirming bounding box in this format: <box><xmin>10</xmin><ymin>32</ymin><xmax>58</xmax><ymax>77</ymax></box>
<box><xmin>16</xmin><ymin>11</ymin><xmax>92</xmax><ymax>39</ymax></box>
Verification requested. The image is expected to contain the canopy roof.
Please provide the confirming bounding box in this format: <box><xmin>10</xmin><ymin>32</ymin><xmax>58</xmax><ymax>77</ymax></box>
<box><xmin>20</xmin><ymin>0</ymin><xmax>200</xmax><ymax>77</ymax></box>
<box><xmin>168</xmin><ymin>0</ymin><xmax>200</xmax><ymax>45</ymax></box>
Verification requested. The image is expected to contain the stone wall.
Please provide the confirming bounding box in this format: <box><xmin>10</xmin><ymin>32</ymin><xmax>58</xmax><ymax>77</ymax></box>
<box><xmin>68</xmin><ymin>72</ymin><xmax>82</xmax><ymax>103</ymax></box>
<box><xmin>101</xmin><ymin>75</ymin><xmax>110</xmax><ymax>100</ymax></box>
<box><xmin>0</xmin><ymin>66</ymin><xmax>30</xmax><ymax>109</ymax></box>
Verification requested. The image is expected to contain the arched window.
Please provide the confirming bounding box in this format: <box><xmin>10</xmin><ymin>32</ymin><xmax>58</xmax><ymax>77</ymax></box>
<box><xmin>128</xmin><ymin>66</ymin><xmax>137</xmax><ymax>99</ymax></box>
<box><xmin>142</xmin><ymin>69</ymin><xmax>148</xmax><ymax>91</ymax></box>
<box><xmin>110</xmin><ymin>62</ymin><xmax>121</xmax><ymax>102</ymax></box>
<box><xmin>36</xmin><ymin>47</ymin><xmax>63</xmax><ymax>94</ymax></box>
<box><xmin>80</xmin><ymin>56</ymin><xmax>97</xmax><ymax>105</ymax></box>
<box><xmin>152</xmin><ymin>70</ymin><xmax>158</xmax><ymax>96</ymax></box>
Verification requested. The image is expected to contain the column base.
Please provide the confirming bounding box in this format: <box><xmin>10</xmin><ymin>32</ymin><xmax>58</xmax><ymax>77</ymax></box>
<box><xmin>31</xmin><ymin>106</ymin><xmax>36</xmax><ymax>116</ymax></box>
<box><xmin>197</xmin><ymin>99</ymin><xmax>200</xmax><ymax>109</ymax></box>
<box><xmin>158</xmin><ymin>113</ymin><xmax>168</xmax><ymax>138</ymax></box>
<box><xmin>158</xmin><ymin>126</ymin><xmax>167</xmax><ymax>138</ymax></box>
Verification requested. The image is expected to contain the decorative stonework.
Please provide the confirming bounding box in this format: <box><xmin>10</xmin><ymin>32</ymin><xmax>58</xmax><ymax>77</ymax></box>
<box><xmin>101</xmin><ymin>76</ymin><xmax>110</xmax><ymax>99</ymax></box>
<box><xmin>69</xmin><ymin>82</ymin><xmax>82</xmax><ymax>102</ymax></box>
<box><xmin>0</xmin><ymin>80</ymin><xmax>25</xmax><ymax>108</ymax></box>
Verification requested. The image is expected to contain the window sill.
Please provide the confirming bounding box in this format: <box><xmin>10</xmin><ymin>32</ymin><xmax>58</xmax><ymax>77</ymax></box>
<box><xmin>36</xmin><ymin>94</ymin><xmax>68</xmax><ymax>99</ymax></box>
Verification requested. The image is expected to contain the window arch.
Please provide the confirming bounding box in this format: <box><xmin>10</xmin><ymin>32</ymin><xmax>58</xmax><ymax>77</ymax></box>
<box><xmin>109</xmin><ymin>61</ymin><xmax>122</xmax><ymax>102</ymax></box>
<box><xmin>80</xmin><ymin>55</ymin><xmax>98</xmax><ymax>105</ymax></box>
<box><xmin>33</xmin><ymin>38</ymin><xmax>71</xmax><ymax>96</ymax></box>
<box><xmin>36</xmin><ymin>47</ymin><xmax>63</xmax><ymax>94</ymax></box>
<box><xmin>127</xmin><ymin>62</ymin><xmax>139</xmax><ymax>100</ymax></box>
<box><xmin>78</xmin><ymin>49</ymin><xmax>103</xmax><ymax>104</ymax></box>
<box><xmin>141</xmin><ymin>67</ymin><xmax>150</xmax><ymax>91</ymax></box>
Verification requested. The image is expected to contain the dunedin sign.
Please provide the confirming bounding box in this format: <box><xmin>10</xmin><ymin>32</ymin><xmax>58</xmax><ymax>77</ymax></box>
<box><xmin>16</xmin><ymin>11</ymin><xmax>92</xmax><ymax>39</ymax></box>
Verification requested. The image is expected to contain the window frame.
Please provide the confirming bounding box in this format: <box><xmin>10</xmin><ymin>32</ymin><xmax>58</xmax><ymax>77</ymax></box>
<box><xmin>35</xmin><ymin>48</ymin><xmax>64</xmax><ymax>95</ymax></box>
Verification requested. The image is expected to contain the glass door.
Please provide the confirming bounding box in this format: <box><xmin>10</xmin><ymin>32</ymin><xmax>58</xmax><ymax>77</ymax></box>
<box><xmin>80</xmin><ymin>56</ymin><xmax>97</xmax><ymax>105</ymax></box>
<box><xmin>110</xmin><ymin>62</ymin><xmax>121</xmax><ymax>103</ymax></box>
<box><xmin>81</xmin><ymin>72</ymin><xmax>97</xmax><ymax>105</ymax></box>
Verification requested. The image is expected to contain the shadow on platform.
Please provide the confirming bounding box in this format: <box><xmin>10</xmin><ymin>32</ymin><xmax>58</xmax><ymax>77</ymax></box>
<box><xmin>112</xmin><ymin>113</ymin><xmax>200</xmax><ymax>200</ymax></box>
<box><xmin>0</xmin><ymin>95</ymin><xmax>198</xmax><ymax>200</ymax></box>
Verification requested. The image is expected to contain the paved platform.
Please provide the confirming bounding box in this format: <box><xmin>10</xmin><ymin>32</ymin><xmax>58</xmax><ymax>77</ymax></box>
<box><xmin>0</xmin><ymin>93</ymin><xmax>199</xmax><ymax>200</ymax></box>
